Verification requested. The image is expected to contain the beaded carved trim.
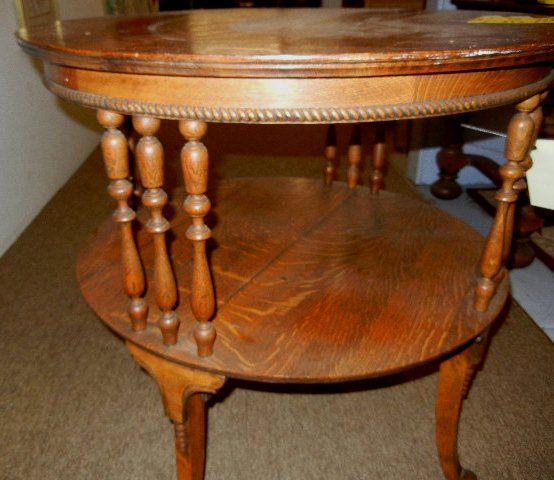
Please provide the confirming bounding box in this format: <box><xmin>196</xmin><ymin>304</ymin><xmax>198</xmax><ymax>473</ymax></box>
<box><xmin>45</xmin><ymin>73</ymin><xmax>552</xmax><ymax>124</ymax></box>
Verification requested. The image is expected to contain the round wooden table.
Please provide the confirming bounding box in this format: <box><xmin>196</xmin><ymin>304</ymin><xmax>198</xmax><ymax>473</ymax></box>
<box><xmin>17</xmin><ymin>9</ymin><xmax>553</xmax><ymax>480</ymax></box>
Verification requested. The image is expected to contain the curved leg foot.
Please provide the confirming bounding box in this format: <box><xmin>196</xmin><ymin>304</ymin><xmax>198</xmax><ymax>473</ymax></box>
<box><xmin>127</xmin><ymin>342</ymin><xmax>225</xmax><ymax>480</ymax></box>
<box><xmin>461</xmin><ymin>470</ymin><xmax>478</xmax><ymax>480</ymax></box>
<box><xmin>436</xmin><ymin>334</ymin><xmax>489</xmax><ymax>480</ymax></box>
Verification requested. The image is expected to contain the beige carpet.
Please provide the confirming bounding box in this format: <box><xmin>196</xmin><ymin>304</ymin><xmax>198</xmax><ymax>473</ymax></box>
<box><xmin>0</xmin><ymin>123</ymin><xmax>552</xmax><ymax>480</ymax></box>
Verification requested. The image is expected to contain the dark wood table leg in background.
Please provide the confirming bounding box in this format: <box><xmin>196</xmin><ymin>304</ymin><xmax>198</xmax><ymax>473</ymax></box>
<box><xmin>430</xmin><ymin>115</ymin><xmax>469</xmax><ymax>200</ymax></box>
<box><xmin>430</xmin><ymin>115</ymin><xmax>544</xmax><ymax>268</ymax></box>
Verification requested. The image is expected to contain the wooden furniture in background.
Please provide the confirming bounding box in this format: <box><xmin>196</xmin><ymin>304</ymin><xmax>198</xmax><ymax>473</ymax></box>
<box><xmin>17</xmin><ymin>9</ymin><xmax>553</xmax><ymax>480</ymax></box>
<box><xmin>431</xmin><ymin>2</ymin><xmax>554</xmax><ymax>268</ymax></box>
<box><xmin>430</xmin><ymin>111</ymin><xmax>553</xmax><ymax>268</ymax></box>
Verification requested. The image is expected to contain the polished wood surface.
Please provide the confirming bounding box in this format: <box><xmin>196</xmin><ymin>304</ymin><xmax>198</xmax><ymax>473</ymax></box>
<box><xmin>16</xmin><ymin>9</ymin><xmax>553</xmax><ymax>480</ymax></box>
<box><xmin>40</xmin><ymin>63</ymin><xmax>552</xmax><ymax>124</ymax></box>
<box><xmin>78</xmin><ymin>177</ymin><xmax>508</xmax><ymax>383</ymax></box>
<box><xmin>16</xmin><ymin>9</ymin><xmax>554</xmax><ymax>77</ymax></box>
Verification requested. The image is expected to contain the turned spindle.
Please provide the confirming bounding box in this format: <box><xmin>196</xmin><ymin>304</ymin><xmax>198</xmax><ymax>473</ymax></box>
<box><xmin>370</xmin><ymin>124</ymin><xmax>387</xmax><ymax>194</ymax></box>
<box><xmin>179</xmin><ymin>120</ymin><xmax>216</xmax><ymax>358</ymax></box>
<box><xmin>323</xmin><ymin>125</ymin><xmax>337</xmax><ymax>185</ymax></box>
<box><xmin>347</xmin><ymin>124</ymin><xmax>362</xmax><ymax>189</ymax></box>
<box><xmin>97</xmin><ymin>110</ymin><xmax>148</xmax><ymax>332</ymax></box>
<box><xmin>474</xmin><ymin>94</ymin><xmax>542</xmax><ymax>312</ymax></box>
<box><xmin>127</xmin><ymin>128</ymin><xmax>144</xmax><ymax>199</ymax></box>
<box><xmin>133</xmin><ymin>115</ymin><xmax>179</xmax><ymax>345</ymax></box>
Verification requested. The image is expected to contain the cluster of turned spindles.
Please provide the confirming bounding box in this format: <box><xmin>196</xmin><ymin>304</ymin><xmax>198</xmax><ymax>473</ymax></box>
<box><xmin>132</xmin><ymin>115</ymin><xmax>180</xmax><ymax>345</ymax></box>
<box><xmin>99</xmin><ymin>111</ymin><xmax>217</xmax><ymax>355</ymax></box>
<box><xmin>98</xmin><ymin>110</ymin><xmax>148</xmax><ymax>332</ymax></box>
<box><xmin>179</xmin><ymin>120</ymin><xmax>216</xmax><ymax>358</ymax></box>
<box><xmin>324</xmin><ymin>123</ymin><xmax>387</xmax><ymax>193</ymax></box>
<box><xmin>474</xmin><ymin>93</ymin><xmax>543</xmax><ymax>312</ymax></box>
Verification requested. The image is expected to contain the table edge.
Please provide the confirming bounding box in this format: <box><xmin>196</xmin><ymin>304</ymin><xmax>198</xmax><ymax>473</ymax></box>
<box><xmin>44</xmin><ymin>69</ymin><xmax>553</xmax><ymax>124</ymax></box>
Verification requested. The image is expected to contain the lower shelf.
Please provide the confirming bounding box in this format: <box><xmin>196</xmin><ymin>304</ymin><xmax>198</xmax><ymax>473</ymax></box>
<box><xmin>77</xmin><ymin>177</ymin><xmax>508</xmax><ymax>383</ymax></box>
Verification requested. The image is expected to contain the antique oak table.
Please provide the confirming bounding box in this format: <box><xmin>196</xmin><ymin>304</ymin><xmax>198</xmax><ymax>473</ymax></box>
<box><xmin>17</xmin><ymin>9</ymin><xmax>553</xmax><ymax>480</ymax></box>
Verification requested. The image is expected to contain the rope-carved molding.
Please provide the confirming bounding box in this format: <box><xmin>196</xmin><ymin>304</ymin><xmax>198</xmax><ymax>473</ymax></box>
<box><xmin>46</xmin><ymin>73</ymin><xmax>552</xmax><ymax>124</ymax></box>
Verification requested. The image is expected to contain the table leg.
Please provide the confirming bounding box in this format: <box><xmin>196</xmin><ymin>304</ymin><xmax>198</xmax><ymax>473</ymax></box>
<box><xmin>430</xmin><ymin>115</ymin><xmax>469</xmax><ymax>200</ymax></box>
<box><xmin>436</xmin><ymin>333</ymin><xmax>489</xmax><ymax>480</ymax></box>
<box><xmin>127</xmin><ymin>343</ymin><xmax>225</xmax><ymax>480</ymax></box>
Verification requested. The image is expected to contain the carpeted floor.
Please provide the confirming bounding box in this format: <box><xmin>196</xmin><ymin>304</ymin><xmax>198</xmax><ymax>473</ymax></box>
<box><xmin>0</xmin><ymin>123</ymin><xmax>552</xmax><ymax>480</ymax></box>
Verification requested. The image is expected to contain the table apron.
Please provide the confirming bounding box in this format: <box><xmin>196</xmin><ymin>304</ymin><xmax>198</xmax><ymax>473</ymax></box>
<box><xmin>44</xmin><ymin>64</ymin><xmax>552</xmax><ymax>124</ymax></box>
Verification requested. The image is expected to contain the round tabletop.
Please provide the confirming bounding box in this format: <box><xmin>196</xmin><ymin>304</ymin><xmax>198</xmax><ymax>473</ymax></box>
<box><xmin>16</xmin><ymin>9</ymin><xmax>554</xmax><ymax>124</ymax></box>
<box><xmin>16</xmin><ymin>9</ymin><xmax>554</xmax><ymax>78</ymax></box>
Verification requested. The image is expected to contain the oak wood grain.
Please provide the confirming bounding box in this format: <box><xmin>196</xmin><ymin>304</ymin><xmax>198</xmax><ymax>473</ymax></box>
<box><xmin>78</xmin><ymin>177</ymin><xmax>508</xmax><ymax>383</ymax></box>
<box><xmin>41</xmin><ymin>63</ymin><xmax>553</xmax><ymax>125</ymax></box>
<box><xmin>17</xmin><ymin>9</ymin><xmax>554</xmax><ymax>78</ymax></box>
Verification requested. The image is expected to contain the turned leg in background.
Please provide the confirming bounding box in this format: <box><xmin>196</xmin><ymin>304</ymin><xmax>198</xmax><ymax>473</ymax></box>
<box><xmin>347</xmin><ymin>124</ymin><xmax>362</xmax><ymax>189</ymax></box>
<box><xmin>430</xmin><ymin>111</ymin><xmax>546</xmax><ymax>268</ymax></box>
<box><xmin>323</xmin><ymin>124</ymin><xmax>337</xmax><ymax>185</ymax></box>
<box><xmin>370</xmin><ymin>124</ymin><xmax>387</xmax><ymax>193</ymax></box>
<box><xmin>127</xmin><ymin>343</ymin><xmax>225</xmax><ymax>480</ymax></box>
<box><xmin>436</xmin><ymin>331</ymin><xmax>490</xmax><ymax>480</ymax></box>
<box><xmin>430</xmin><ymin>115</ymin><xmax>469</xmax><ymax>200</ymax></box>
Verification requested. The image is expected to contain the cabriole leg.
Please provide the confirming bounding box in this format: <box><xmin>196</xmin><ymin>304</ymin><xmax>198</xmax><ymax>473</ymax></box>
<box><xmin>436</xmin><ymin>332</ymin><xmax>489</xmax><ymax>480</ymax></box>
<box><xmin>474</xmin><ymin>94</ymin><xmax>544</xmax><ymax>311</ymax></box>
<box><xmin>127</xmin><ymin>343</ymin><xmax>225</xmax><ymax>480</ymax></box>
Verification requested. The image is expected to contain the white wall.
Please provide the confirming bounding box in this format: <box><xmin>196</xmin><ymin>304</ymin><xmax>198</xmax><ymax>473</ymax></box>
<box><xmin>0</xmin><ymin>0</ymin><xmax>105</xmax><ymax>257</ymax></box>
